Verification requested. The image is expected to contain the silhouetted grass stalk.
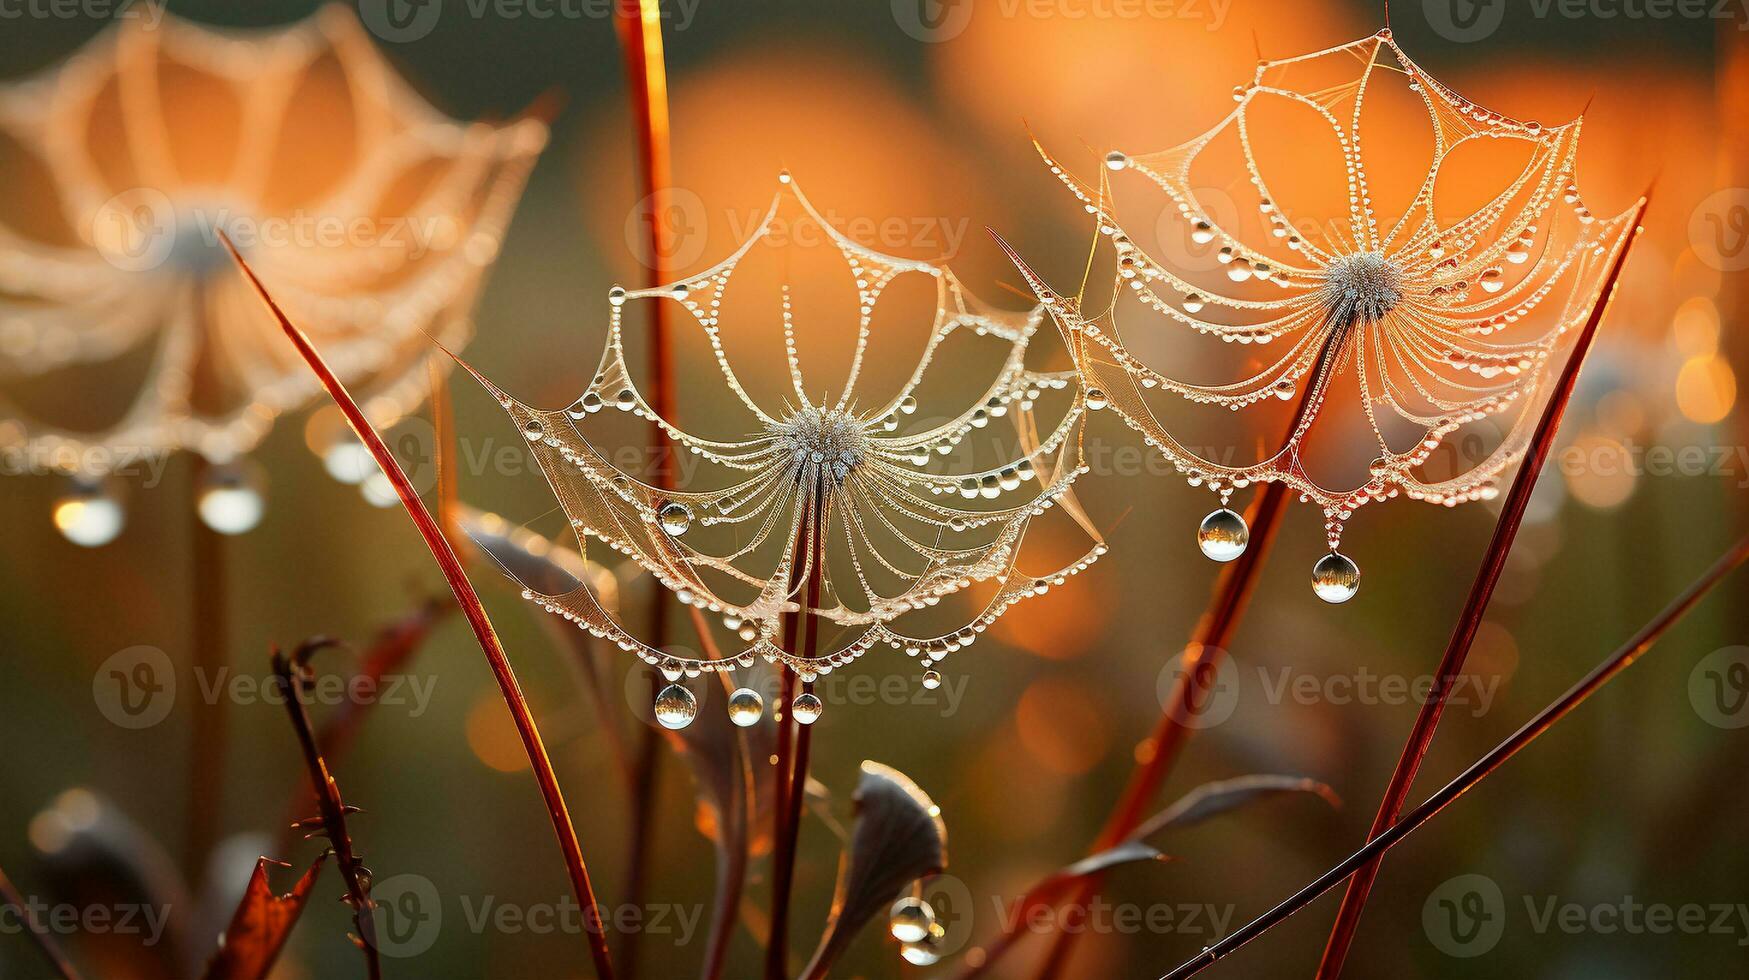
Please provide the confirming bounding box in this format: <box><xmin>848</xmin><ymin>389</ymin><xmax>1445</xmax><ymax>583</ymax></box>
<box><xmin>1163</xmin><ymin>529</ymin><xmax>1749</xmax><ymax>979</ymax></box>
<box><xmin>271</xmin><ymin>639</ymin><xmax>380</xmax><ymax>980</ymax></box>
<box><xmin>612</xmin><ymin>5</ymin><xmax>677</xmax><ymax>973</ymax></box>
<box><xmin>0</xmin><ymin>864</ymin><xmax>80</xmax><ymax>980</ymax></box>
<box><xmin>1017</xmin><ymin>321</ymin><xmax>1347</xmax><ymax>980</ymax></box>
<box><xmin>225</xmin><ymin>240</ymin><xmax>617</xmax><ymax>979</ymax></box>
<box><xmin>1315</xmin><ymin>197</ymin><xmax>1648</xmax><ymax>977</ymax></box>
<box><xmin>767</xmin><ymin>486</ymin><xmax>826</xmax><ymax>980</ymax></box>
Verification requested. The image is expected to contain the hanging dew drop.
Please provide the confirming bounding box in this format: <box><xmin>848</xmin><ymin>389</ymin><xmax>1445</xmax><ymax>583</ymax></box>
<box><xmin>791</xmin><ymin>692</ymin><xmax>823</xmax><ymax>725</ymax></box>
<box><xmin>1104</xmin><ymin>151</ymin><xmax>1128</xmax><ymax>171</ymax></box>
<box><xmin>1311</xmin><ymin>552</ymin><xmax>1361</xmax><ymax>603</ymax></box>
<box><xmin>658</xmin><ymin>502</ymin><xmax>692</xmax><ymax>535</ymax></box>
<box><xmin>921</xmin><ymin>670</ymin><xmax>942</xmax><ymax>690</ymax></box>
<box><xmin>1197</xmin><ymin>508</ymin><xmax>1249</xmax><ymax>562</ymax></box>
<box><xmin>522</xmin><ymin>418</ymin><xmax>544</xmax><ymax>441</ymax></box>
<box><xmin>197</xmin><ymin>462</ymin><xmax>266</xmax><ymax>535</ymax></box>
<box><xmin>52</xmin><ymin>478</ymin><xmax>124</xmax><ymax>548</ymax></box>
<box><xmin>1085</xmin><ymin>388</ymin><xmax>1109</xmax><ymax>411</ymax></box>
<box><xmin>888</xmin><ymin>897</ymin><xmax>936</xmax><ymax>943</ymax></box>
<box><xmin>653</xmin><ymin>683</ymin><xmax>697</xmax><ymax>730</ymax></box>
<box><xmin>727</xmin><ymin>688</ymin><xmax>764</xmax><ymax>727</ymax></box>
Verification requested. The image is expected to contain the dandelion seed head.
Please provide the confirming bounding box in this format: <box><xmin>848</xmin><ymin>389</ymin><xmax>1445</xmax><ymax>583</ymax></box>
<box><xmin>772</xmin><ymin>405</ymin><xmax>871</xmax><ymax>484</ymax></box>
<box><xmin>1320</xmin><ymin>251</ymin><xmax>1404</xmax><ymax>327</ymax></box>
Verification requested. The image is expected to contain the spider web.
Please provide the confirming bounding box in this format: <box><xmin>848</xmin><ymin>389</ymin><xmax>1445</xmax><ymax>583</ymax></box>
<box><xmin>1012</xmin><ymin>28</ymin><xmax>1642</xmax><ymax>555</ymax></box>
<box><xmin>463</xmin><ymin>176</ymin><xmax>1105</xmax><ymax>676</ymax></box>
<box><xmin>0</xmin><ymin>7</ymin><xmax>545</xmax><ymax>470</ymax></box>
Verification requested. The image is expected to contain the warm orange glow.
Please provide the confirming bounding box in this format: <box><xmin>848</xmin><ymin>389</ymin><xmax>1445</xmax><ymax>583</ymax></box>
<box><xmin>466</xmin><ymin>692</ymin><xmax>532</xmax><ymax>773</ymax></box>
<box><xmin>1675</xmin><ymin>354</ymin><xmax>1738</xmax><ymax>425</ymax></box>
<box><xmin>1015</xmin><ymin>677</ymin><xmax>1111</xmax><ymax>776</ymax></box>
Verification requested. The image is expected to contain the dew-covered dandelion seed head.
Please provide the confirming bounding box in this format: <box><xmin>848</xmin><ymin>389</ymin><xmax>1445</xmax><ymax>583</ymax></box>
<box><xmin>463</xmin><ymin>175</ymin><xmax>1106</xmax><ymax>697</ymax></box>
<box><xmin>1013</xmin><ymin>28</ymin><xmax>1644</xmax><ymax>600</ymax></box>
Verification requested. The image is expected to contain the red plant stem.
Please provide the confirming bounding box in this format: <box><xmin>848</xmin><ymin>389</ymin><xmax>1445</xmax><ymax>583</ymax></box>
<box><xmin>1315</xmin><ymin>198</ymin><xmax>1647</xmax><ymax>978</ymax></box>
<box><xmin>187</xmin><ymin>455</ymin><xmax>227</xmax><ymax>881</ymax></box>
<box><xmin>224</xmin><ymin>241</ymin><xmax>617</xmax><ymax>980</ymax></box>
<box><xmin>0</xmin><ymin>864</ymin><xmax>81</xmax><ymax>980</ymax></box>
<box><xmin>612</xmin><ymin>6</ymin><xmax>676</xmax><ymax>974</ymax></box>
<box><xmin>272</xmin><ymin>639</ymin><xmax>381</xmax><ymax>980</ymax></box>
<box><xmin>1016</xmin><ymin>323</ymin><xmax>1349</xmax><ymax>980</ymax></box>
<box><xmin>767</xmin><ymin>486</ymin><xmax>826</xmax><ymax>980</ymax></box>
<box><xmin>1163</xmin><ymin>530</ymin><xmax>1749</xmax><ymax>979</ymax></box>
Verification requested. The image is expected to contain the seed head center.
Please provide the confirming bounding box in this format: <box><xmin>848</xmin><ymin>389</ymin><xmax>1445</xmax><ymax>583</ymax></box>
<box><xmin>773</xmin><ymin>406</ymin><xmax>870</xmax><ymax>484</ymax></box>
<box><xmin>1321</xmin><ymin>251</ymin><xmax>1404</xmax><ymax>326</ymax></box>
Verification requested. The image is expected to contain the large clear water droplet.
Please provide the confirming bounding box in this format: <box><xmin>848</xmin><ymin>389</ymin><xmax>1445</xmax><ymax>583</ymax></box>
<box><xmin>727</xmin><ymin>688</ymin><xmax>764</xmax><ymax>727</ymax></box>
<box><xmin>654</xmin><ymin>683</ymin><xmax>697</xmax><ymax>730</ymax></box>
<box><xmin>921</xmin><ymin>670</ymin><xmax>942</xmax><ymax>690</ymax></box>
<box><xmin>1311</xmin><ymin>552</ymin><xmax>1361</xmax><ymax>603</ymax></box>
<box><xmin>1085</xmin><ymin>388</ymin><xmax>1109</xmax><ymax>411</ymax></box>
<box><xmin>1197</xmin><ymin>508</ymin><xmax>1249</xmax><ymax>562</ymax></box>
<box><xmin>658</xmin><ymin>502</ymin><xmax>692</xmax><ymax>536</ymax></box>
<box><xmin>889</xmin><ymin>897</ymin><xmax>936</xmax><ymax>943</ymax></box>
<box><xmin>53</xmin><ymin>478</ymin><xmax>124</xmax><ymax>548</ymax></box>
<box><xmin>198</xmin><ymin>462</ymin><xmax>265</xmax><ymax>535</ymax></box>
<box><xmin>791</xmin><ymin>692</ymin><xmax>823</xmax><ymax>725</ymax></box>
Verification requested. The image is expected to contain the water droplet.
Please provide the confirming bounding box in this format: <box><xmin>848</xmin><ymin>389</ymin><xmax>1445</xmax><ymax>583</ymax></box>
<box><xmin>522</xmin><ymin>418</ymin><xmax>544</xmax><ymax>441</ymax></box>
<box><xmin>1104</xmin><ymin>151</ymin><xmax>1128</xmax><ymax>171</ymax></box>
<box><xmin>322</xmin><ymin>438</ymin><xmax>374</xmax><ymax>485</ymax></box>
<box><xmin>1085</xmin><ymin>389</ymin><xmax>1109</xmax><ymax>411</ymax></box>
<box><xmin>900</xmin><ymin>922</ymin><xmax>947</xmax><ymax>966</ymax></box>
<box><xmin>727</xmin><ymin>688</ymin><xmax>764</xmax><ymax>727</ymax></box>
<box><xmin>921</xmin><ymin>670</ymin><xmax>942</xmax><ymax>690</ymax></box>
<box><xmin>53</xmin><ymin>479</ymin><xmax>123</xmax><ymax>548</ymax></box>
<box><xmin>889</xmin><ymin>897</ymin><xmax>936</xmax><ymax>943</ymax></box>
<box><xmin>608</xmin><ymin>285</ymin><xmax>627</xmax><ymax>306</ymax></box>
<box><xmin>197</xmin><ymin>462</ymin><xmax>266</xmax><ymax>535</ymax></box>
<box><xmin>898</xmin><ymin>395</ymin><xmax>918</xmax><ymax>415</ymax></box>
<box><xmin>658</xmin><ymin>502</ymin><xmax>692</xmax><ymax>535</ymax></box>
<box><xmin>1311</xmin><ymin>552</ymin><xmax>1361</xmax><ymax>603</ymax></box>
<box><xmin>791</xmin><ymin>692</ymin><xmax>823</xmax><ymax>725</ymax></box>
<box><xmin>1197</xmin><ymin>508</ymin><xmax>1249</xmax><ymax>562</ymax></box>
<box><xmin>654</xmin><ymin>683</ymin><xmax>697</xmax><ymax>730</ymax></box>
